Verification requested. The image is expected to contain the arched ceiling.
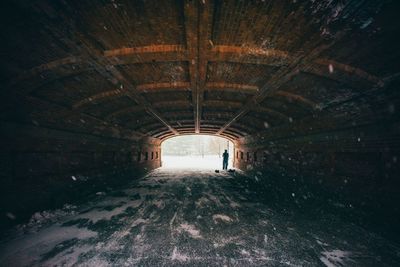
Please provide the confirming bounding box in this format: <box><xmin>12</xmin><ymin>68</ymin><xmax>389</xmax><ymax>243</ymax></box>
<box><xmin>1</xmin><ymin>0</ymin><xmax>398</xmax><ymax>141</ymax></box>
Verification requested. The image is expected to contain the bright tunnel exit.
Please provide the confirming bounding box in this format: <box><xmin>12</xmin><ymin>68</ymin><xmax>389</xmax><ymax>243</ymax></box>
<box><xmin>161</xmin><ymin>135</ymin><xmax>234</xmax><ymax>169</ymax></box>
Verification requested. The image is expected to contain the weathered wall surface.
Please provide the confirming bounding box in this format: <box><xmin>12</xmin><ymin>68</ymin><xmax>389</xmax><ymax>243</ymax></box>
<box><xmin>234</xmin><ymin>81</ymin><xmax>400</xmax><ymax>239</ymax></box>
<box><xmin>0</xmin><ymin>120</ymin><xmax>161</xmax><ymax>229</ymax></box>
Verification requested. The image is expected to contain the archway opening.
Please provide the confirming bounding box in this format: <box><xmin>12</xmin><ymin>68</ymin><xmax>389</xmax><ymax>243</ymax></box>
<box><xmin>161</xmin><ymin>135</ymin><xmax>234</xmax><ymax>169</ymax></box>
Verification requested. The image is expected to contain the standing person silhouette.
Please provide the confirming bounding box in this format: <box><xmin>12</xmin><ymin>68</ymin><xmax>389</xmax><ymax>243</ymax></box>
<box><xmin>222</xmin><ymin>149</ymin><xmax>229</xmax><ymax>170</ymax></box>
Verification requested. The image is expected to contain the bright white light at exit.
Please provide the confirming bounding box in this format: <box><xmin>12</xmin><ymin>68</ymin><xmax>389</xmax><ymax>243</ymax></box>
<box><xmin>161</xmin><ymin>135</ymin><xmax>234</xmax><ymax>169</ymax></box>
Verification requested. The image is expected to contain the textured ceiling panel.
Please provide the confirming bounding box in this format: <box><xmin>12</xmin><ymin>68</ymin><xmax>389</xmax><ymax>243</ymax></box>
<box><xmin>0</xmin><ymin>0</ymin><xmax>397</xmax><ymax>140</ymax></box>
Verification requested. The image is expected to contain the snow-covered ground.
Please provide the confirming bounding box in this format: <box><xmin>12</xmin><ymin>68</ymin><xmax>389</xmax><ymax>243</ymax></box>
<box><xmin>0</xmin><ymin>169</ymin><xmax>399</xmax><ymax>266</ymax></box>
<box><xmin>161</xmin><ymin>155</ymin><xmax>233</xmax><ymax>169</ymax></box>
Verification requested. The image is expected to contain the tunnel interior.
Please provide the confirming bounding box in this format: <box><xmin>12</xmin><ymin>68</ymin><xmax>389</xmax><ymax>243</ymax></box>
<box><xmin>0</xmin><ymin>0</ymin><xmax>400</xmax><ymax>265</ymax></box>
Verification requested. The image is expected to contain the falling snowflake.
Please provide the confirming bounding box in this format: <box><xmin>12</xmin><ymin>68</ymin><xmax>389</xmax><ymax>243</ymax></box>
<box><xmin>329</xmin><ymin>64</ymin><xmax>334</xmax><ymax>73</ymax></box>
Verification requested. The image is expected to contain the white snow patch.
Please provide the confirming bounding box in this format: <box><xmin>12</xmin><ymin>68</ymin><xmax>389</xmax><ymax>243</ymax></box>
<box><xmin>177</xmin><ymin>223</ymin><xmax>202</xmax><ymax>239</ymax></box>
<box><xmin>76</xmin><ymin>257</ymin><xmax>111</xmax><ymax>267</ymax></box>
<box><xmin>22</xmin><ymin>204</ymin><xmax>77</xmax><ymax>229</ymax></box>
<box><xmin>320</xmin><ymin>250</ymin><xmax>352</xmax><ymax>267</ymax></box>
<box><xmin>171</xmin><ymin>247</ymin><xmax>190</xmax><ymax>262</ymax></box>
<box><xmin>41</xmin><ymin>244</ymin><xmax>93</xmax><ymax>266</ymax></box>
<box><xmin>0</xmin><ymin>225</ymin><xmax>97</xmax><ymax>266</ymax></box>
<box><xmin>76</xmin><ymin>199</ymin><xmax>141</xmax><ymax>223</ymax></box>
<box><xmin>241</xmin><ymin>249</ymin><xmax>250</xmax><ymax>256</ymax></box>
<box><xmin>162</xmin><ymin>155</ymin><xmax>233</xmax><ymax>170</ymax></box>
<box><xmin>213</xmin><ymin>214</ymin><xmax>233</xmax><ymax>223</ymax></box>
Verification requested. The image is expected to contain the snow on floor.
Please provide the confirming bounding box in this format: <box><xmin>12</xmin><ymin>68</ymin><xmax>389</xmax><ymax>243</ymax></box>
<box><xmin>0</xmin><ymin>168</ymin><xmax>399</xmax><ymax>266</ymax></box>
<box><xmin>319</xmin><ymin>250</ymin><xmax>353</xmax><ymax>267</ymax></box>
<box><xmin>161</xmin><ymin>155</ymin><xmax>233</xmax><ymax>169</ymax></box>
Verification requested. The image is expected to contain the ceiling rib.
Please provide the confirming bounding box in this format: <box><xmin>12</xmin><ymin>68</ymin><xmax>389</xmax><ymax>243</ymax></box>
<box><xmin>98</xmin><ymin>64</ymin><xmax>179</xmax><ymax>135</ymax></box>
<box><xmin>104</xmin><ymin>45</ymin><xmax>185</xmax><ymax>57</ymax></box>
<box><xmin>14</xmin><ymin>45</ymin><xmax>382</xmax><ymax>96</ymax></box>
<box><xmin>22</xmin><ymin>95</ymin><xmax>146</xmax><ymax>140</ymax></box>
<box><xmin>183</xmin><ymin>0</ymin><xmax>213</xmax><ymax>133</ymax></box>
<box><xmin>184</xmin><ymin>0</ymin><xmax>200</xmax><ymax>133</ymax></box>
<box><xmin>72</xmin><ymin>89</ymin><xmax>125</xmax><ymax>109</ymax></box>
<box><xmin>205</xmin><ymin>82</ymin><xmax>259</xmax><ymax>93</ymax></box>
<box><xmin>136</xmin><ymin>82</ymin><xmax>190</xmax><ymax>92</ymax></box>
<box><xmin>274</xmin><ymin>91</ymin><xmax>318</xmax><ymax>110</ymax></box>
<box><xmin>216</xmin><ymin>33</ymin><xmax>349</xmax><ymax>136</ymax></box>
<box><xmin>71</xmin><ymin>29</ymin><xmax>180</xmax><ymax>137</ymax></box>
<box><xmin>197</xmin><ymin>0</ymin><xmax>214</xmax><ymax>133</ymax></box>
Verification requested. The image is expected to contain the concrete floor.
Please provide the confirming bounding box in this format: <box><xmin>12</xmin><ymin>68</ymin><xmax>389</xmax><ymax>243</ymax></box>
<box><xmin>0</xmin><ymin>169</ymin><xmax>399</xmax><ymax>266</ymax></box>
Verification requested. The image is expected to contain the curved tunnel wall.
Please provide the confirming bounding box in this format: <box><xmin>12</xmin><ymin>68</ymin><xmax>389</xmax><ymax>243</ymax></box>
<box><xmin>0</xmin><ymin>0</ymin><xmax>399</xmax><ymax>240</ymax></box>
<box><xmin>234</xmin><ymin>80</ymin><xmax>400</xmax><ymax>237</ymax></box>
<box><xmin>0</xmin><ymin>121</ymin><xmax>162</xmax><ymax>228</ymax></box>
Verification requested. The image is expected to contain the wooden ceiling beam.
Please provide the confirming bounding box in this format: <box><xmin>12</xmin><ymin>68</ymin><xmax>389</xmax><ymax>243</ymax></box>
<box><xmin>104</xmin><ymin>45</ymin><xmax>185</xmax><ymax>57</ymax></box>
<box><xmin>207</xmin><ymin>45</ymin><xmax>383</xmax><ymax>87</ymax></box>
<box><xmin>223</xmin><ymin>128</ymin><xmax>246</xmax><ymax>137</ymax></box>
<box><xmin>136</xmin><ymin>82</ymin><xmax>190</xmax><ymax>92</ymax></box>
<box><xmin>14</xmin><ymin>44</ymin><xmax>382</xmax><ymax>95</ymax></box>
<box><xmin>72</xmin><ymin>89</ymin><xmax>125</xmax><ymax>109</ymax></box>
<box><xmin>201</xmin><ymin>122</ymin><xmax>254</xmax><ymax>132</ymax></box>
<box><xmin>274</xmin><ymin>91</ymin><xmax>319</xmax><ymax>110</ymax></box>
<box><xmin>152</xmin><ymin>101</ymin><xmax>192</xmax><ymax>109</ymax></box>
<box><xmin>104</xmin><ymin>44</ymin><xmax>188</xmax><ymax>65</ymax></box>
<box><xmin>184</xmin><ymin>0</ymin><xmax>199</xmax><ymax>133</ymax></box>
<box><xmin>200</xmin><ymin>126</ymin><xmax>247</xmax><ymax>136</ymax></box>
<box><xmin>157</xmin><ymin>131</ymin><xmax>237</xmax><ymax>142</ymax></box>
<box><xmin>197</xmin><ymin>0</ymin><xmax>214</xmax><ymax>133</ymax></box>
<box><xmin>158</xmin><ymin>134</ymin><xmax>176</xmax><ymax>140</ymax></box>
<box><xmin>149</xmin><ymin>125</ymin><xmax>245</xmax><ymax>140</ymax></box>
<box><xmin>131</xmin><ymin>120</ymin><xmax>253</xmax><ymax>135</ymax></box>
<box><xmin>71</xmin><ymin>86</ymin><xmax>315</xmax><ymax>115</ymax></box>
<box><xmin>312</xmin><ymin>59</ymin><xmax>384</xmax><ymax>86</ymax></box>
<box><xmin>147</xmin><ymin>127</ymin><xmax>172</xmax><ymax>136</ymax></box>
<box><xmin>183</xmin><ymin>0</ymin><xmax>213</xmax><ymax>133</ymax></box>
<box><xmin>205</xmin><ymin>82</ymin><xmax>259</xmax><ymax>93</ymax></box>
<box><xmin>208</xmin><ymin>45</ymin><xmax>290</xmax><ymax>66</ymax></box>
<box><xmin>173</xmin><ymin>131</ymin><xmax>242</xmax><ymax>140</ymax></box>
